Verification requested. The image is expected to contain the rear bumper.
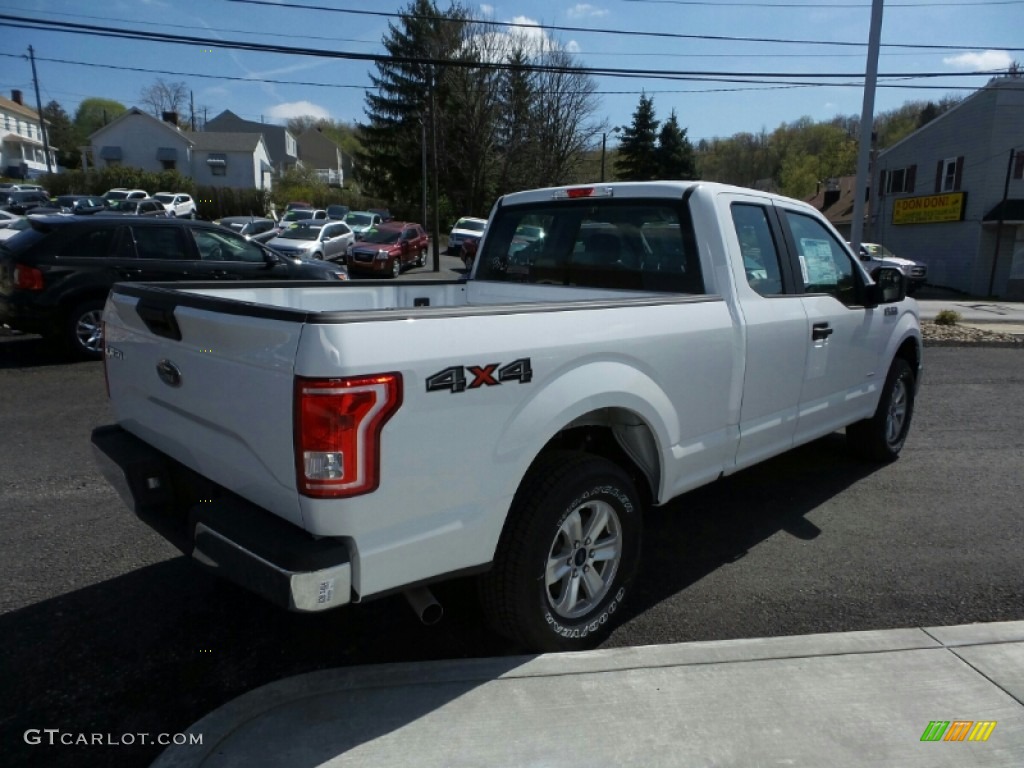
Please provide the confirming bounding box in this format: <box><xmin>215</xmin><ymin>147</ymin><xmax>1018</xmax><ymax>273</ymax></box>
<box><xmin>91</xmin><ymin>424</ymin><xmax>352</xmax><ymax>612</ymax></box>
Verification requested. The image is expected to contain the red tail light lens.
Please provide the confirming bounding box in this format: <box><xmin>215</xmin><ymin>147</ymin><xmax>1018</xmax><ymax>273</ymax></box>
<box><xmin>294</xmin><ymin>373</ymin><xmax>403</xmax><ymax>498</ymax></box>
<box><xmin>13</xmin><ymin>264</ymin><xmax>44</xmax><ymax>291</ymax></box>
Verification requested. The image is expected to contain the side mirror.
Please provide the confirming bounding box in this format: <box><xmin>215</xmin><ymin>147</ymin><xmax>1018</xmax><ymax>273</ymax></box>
<box><xmin>864</xmin><ymin>266</ymin><xmax>906</xmax><ymax>307</ymax></box>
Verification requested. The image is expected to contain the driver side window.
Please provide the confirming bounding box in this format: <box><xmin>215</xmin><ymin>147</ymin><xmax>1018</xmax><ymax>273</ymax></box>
<box><xmin>783</xmin><ymin>211</ymin><xmax>857</xmax><ymax>306</ymax></box>
<box><xmin>192</xmin><ymin>229</ymin><xmax>265</xmax><ymax>263</ymax></box>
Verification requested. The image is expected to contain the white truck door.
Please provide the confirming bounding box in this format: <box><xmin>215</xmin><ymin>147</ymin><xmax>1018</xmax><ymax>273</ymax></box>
<box><xmin>724</xmin><ymin>197</ymin><xmax>809</xmax><ymax>472</ymax></box>
<box><xmin>776</xmin><ymin>207</ymin><xmax>893</xmax><ymax>444</ymax></box>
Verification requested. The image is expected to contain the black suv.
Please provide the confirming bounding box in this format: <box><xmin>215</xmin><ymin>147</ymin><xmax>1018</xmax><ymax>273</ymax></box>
<box><xmin>0</xmin><ymin>215</ymin><xmax>349</xmax><ymax>359</ymax></box>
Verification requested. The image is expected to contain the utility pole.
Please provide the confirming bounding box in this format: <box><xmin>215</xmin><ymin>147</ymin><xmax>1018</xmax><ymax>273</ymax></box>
<box><xmin>988</xmin><ymin>148</ymin><xmax>1016</xmax><ymax>297</ymax></box>
<box><xmin>27</xmin><ymin>45</ymin><xmax>53</xmax><ymax>174</ymax></box>
<box><xmin>190</xmin><ymin>90</ymin><xmax>196</xmax><ymax>132</ymax></box>
<box><xmin>849</xmin><ymin>0</ymin><xmax>884</xmax><ymax>253</ymax></box>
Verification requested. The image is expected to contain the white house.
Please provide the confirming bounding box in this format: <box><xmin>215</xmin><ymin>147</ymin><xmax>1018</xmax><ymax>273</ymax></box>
<box><xmin>88</xmin><ymin>108</ymin><xmax>272</xmax><ymax>190</ymax></box>
<box><xmin>1</xmin><ymin>90</ymin><xmax>58</xmax><ymax>178</ymax></box>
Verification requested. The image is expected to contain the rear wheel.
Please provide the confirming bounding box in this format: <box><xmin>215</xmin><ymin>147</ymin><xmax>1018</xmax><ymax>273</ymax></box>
<box><xmin>65</xmin><ymin>299</ymin><xmax>106</xmax><ymax>360</ymax></box>
<box><xmin>390</xmin><ymin>258</ymin><xmax>401</xmax><ymax>278</ymax></box>
<box><xmin>847</xmin><ymin>357</ymin><xmax>915</xmax><ymax>461</ymax></box>
<box><xmin>417</xmin><ymin>247</ymin><xmax>427</xmax><ymax>267</ymax></box>
<box><xmin>480</xmin><ymin>451</ymin><xmax>642</xmax><ymax>652</ymax></box>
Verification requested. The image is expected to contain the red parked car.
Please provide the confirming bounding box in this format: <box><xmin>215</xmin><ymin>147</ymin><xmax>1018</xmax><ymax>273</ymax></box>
<box><xmin>347</xmin><ymin>222</ymin><xmax>429</xmax><ymax>278</ymax></box>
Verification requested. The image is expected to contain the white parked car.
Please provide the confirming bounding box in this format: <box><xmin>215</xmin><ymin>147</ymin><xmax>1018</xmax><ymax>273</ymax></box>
<box><xmin>153</xmin><ymin>192</ymin><xmax>196</xmax><ymax>219</ymax></box>
<box><xmin>266</xmin><ymin>220</ymin><xmax>355</xmax><ymax>262</ymax></box>
<box><xmin>0</xmin><ymin>215</ymin><xmax>29</xmax><ymax>242</ymax></box>
<box><xmin>446</xmin><ymin>216</ymin><xmax>487</xmax><ymax>254</ymax></box>
<box><xmin>102</xmin><ymin>188</ymin><xmax>148</xmax><ymax>203</ymax></box>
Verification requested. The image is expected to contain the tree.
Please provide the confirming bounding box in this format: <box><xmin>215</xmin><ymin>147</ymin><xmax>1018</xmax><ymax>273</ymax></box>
<box><xmin>615</xmin><ymin>95</ymin><xmax>660</xmax><ymax>181</ymax></box>
<box><xmin>42</xmin><ymin>100</ymin><xmax>80</xmax><ymax>169</ymax></box>
<box><xmin>139</xmin><ymin>79</ymin><xmax>189</xmax><ymax>121</ymax></box>
<box><xmin>74</xmin><ymin>98</ymin><xmax>126</xmax><ymax>137</ymax></box>
<box><xmin>655</xmin><ymin>110</ymin><xmax>696</xmax><ymax>180</ymax></box>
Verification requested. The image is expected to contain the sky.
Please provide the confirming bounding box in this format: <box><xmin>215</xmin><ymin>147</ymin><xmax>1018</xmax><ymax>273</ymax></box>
<box><xmin>1</xmin><ymin>0</ymin><xmax>1021</xmax><ymax>146</ymax></box>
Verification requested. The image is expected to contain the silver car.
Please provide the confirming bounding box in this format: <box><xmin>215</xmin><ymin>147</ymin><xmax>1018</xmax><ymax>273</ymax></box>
<box><xmin>266</xmin><ymin>221</ymin><xmax>355</xmax><ymax>262</ymax></box>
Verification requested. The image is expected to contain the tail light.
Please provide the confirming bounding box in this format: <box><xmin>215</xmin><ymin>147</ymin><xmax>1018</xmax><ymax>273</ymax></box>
<box><xmin>13</xmin><ymin>264</ymin><xmax>44</xmax><ymax>291</ymax></box>
<box><xmin>294</xmin><ymin>373</ymin><xmax>403</xmax><ymax>498</ymax></box>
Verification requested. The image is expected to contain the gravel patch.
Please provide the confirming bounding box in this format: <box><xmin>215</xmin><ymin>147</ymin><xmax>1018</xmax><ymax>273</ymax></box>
<box><xmin>921</xmin><ymin>322</ymin><xmax>1024</xmax><ymax>348</ymax></box>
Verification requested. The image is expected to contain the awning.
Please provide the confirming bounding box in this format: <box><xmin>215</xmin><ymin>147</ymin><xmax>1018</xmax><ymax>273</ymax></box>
<box><xmin>206</xmin><ymin>153</ymin><xmax>227</xmax><ymax>166</ymax></box>
<box><xmin>983</xmin><ymin>199</ymin><xmax>1024</xmax><ymax>224</ymax></box>
<box><xmin>100</xmin><ymin>145</ymin><xmax>123</xmax><ymax>160</ymax></box>
<box><xmin>156</xmin><ymin>147</ymin><xmax>178</xmax><ymax>161</ymax></box>
<box><xmin>2</xmin><ymin>132</ymin><xmax>45</xmax><ymax>147</ymax></box>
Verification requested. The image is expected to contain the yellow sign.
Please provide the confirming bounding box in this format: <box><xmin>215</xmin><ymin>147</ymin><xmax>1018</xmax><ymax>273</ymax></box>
<box><xmin>892</xmin><ymin>192</ymin><xmax>966</xmax><ymax>225</ymax></box>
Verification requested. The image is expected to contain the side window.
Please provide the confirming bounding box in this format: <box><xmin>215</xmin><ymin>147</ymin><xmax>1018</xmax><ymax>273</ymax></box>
<box><xmin>58</xmin><ymin>227</ymin><xmax>118</xmax><ymax>259</ymax></box>
<box><xmin>133</xmin><ymin>226</ymin><xmax>187</xmax><ymax>260</ymax></box>
<box><xmin>192</xmin><ymin>228</ymin><xmax>265</xmax><ymax>263</ymax></box>
<box><xmin>729</xmin><ymin>203</ymin><xmax>784</xmax><ymax>296</ymax></box>
<box><xmin>783</xmin><ymin>211</ymin><xmax>857</xmax><ymax>305</ymax></box>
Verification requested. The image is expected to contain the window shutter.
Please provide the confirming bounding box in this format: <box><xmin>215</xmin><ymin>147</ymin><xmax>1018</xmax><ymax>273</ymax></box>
<box><xmin>953</xmin><ymin>156</ymin><xmax>964</xmax><ymax>191</ymax></box>
<box><xmin>879</xmin><ymin>170</ymin><xmax>888</xmax><ymax>196</ymax></box>
<box><xmin>935</xmin><ymin>160</ymin><xmax>943</xmax><ymax>193</ymax></box>
<box><xmin>906</xmin><ymin>165</ymin><xmax>916</xmax><ymax>192</ymax></box>
<box><xmin>1014</xmin><ymin>152</ymin><xmax>1024</xmax><ymax>180</ymax></box>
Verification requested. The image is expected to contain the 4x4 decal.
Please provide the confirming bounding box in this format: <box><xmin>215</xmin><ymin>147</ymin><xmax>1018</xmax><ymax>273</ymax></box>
<box><xmin>426</xmin><ymin>358</ymin><xmax>533</xmax><ymax>393</ymax></box>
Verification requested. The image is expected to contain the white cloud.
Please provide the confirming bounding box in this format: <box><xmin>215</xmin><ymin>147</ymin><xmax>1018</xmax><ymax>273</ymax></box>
<box><xmin>480</xmin><ymin>3</ymin><xmax>494</xmax><ymax>14</ymax></box>
<box><xmin>566</xmin><ymin>4</ymin><xmax>608</xmax><ymax>19</ymax></box>
<box><xmin>942</xmin><ymin>50</ymin><xmax>1012</xmax><ymax>71</ymax></box>
<box><xmin>266</xmin><ymin>101</ymin><xmax>331</xmax><ymax>120</ymax></box>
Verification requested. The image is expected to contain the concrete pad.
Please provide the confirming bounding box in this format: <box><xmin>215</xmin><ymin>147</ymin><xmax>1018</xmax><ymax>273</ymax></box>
<box><xmin>954</xmin><ymin>642</ymin><xmax>1024</xmax><ymax>706</ymax></box>
<box><xmin>153</xmin><ymin>629</ymin><xmax>1024</xmax><ymax>768</ymax></box>
<box><xmin>926</xmin><ymin>621</ymin><xmax>1024</xmax><ymax>648</ymax></box>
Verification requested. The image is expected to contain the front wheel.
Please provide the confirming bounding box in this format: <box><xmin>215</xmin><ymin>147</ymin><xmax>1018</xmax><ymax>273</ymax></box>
<box><xmin>390</xmin><ymin>258</ymin><xmax>401</xmax><ymax>278</ymax></box>
<box><xmin>847</xmin><ymin>357</ymin><xmax>915</xmax><ymax>461</ymax></box>
<box><xmin>416</xmin><ymin>247</ymin><xmax>427</xmax><ymax>267</ymax></box>
<box><xmin>479</xmin><ymin>451</ymin><xmax>643</xmax><ymax>652</ymax></box>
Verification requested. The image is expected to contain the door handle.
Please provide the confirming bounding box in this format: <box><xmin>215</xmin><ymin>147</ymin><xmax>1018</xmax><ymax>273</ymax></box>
<box><xmin>812</xmin><ymin>322</ymin><xmax>833</xmax><ymax>341</ymax></box>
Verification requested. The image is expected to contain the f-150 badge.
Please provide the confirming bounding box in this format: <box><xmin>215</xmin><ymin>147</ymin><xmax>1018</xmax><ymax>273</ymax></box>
<box><xmin>426</xmin><ymin>358</ymin><xmax>533</xmax><ymax>393</ymax></box>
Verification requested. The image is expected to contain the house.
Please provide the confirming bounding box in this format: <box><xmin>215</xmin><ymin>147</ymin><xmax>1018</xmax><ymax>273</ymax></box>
<box><xmin>1</xmin><ymin>90</ymin><xmax>58</xmax><ymax>178</ymax></box>
<box><xmin>296</xmin><ymin>127</ymin><xmax>349</xmax><ymax>187</ymax></box>
<box><xmin>204</xmin><ymin>110</ymin><xmax>298</xmax><ymax>174</ymax></box>
<box><xmin>806</xmin><ymin>176</ymin><xmax>865</xmax><ymax>240</ymax></box>
<box><xmin>869</xmin><ymin>76</ymin><xmax>1024</xmax><ymax>298</ymax></box>
<box><xmin>88</xmin><ymin>108</ymin><xmax>272</xmax><ymax>190</ymax></box>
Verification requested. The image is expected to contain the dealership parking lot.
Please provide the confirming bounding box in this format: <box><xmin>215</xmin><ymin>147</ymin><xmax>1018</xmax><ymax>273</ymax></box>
<box><xmin>1</xmin><ymin>333</ymin><xmax>1022</xmax><ymax>768</ymax></box>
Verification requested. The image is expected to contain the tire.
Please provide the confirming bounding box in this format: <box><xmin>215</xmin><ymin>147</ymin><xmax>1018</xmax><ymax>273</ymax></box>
<box><xmin>417</xmin><ymin>247</ymin><xmax>427</xmax><ymax>268</ymax></box>
<box><xmin>390</xmin><ymin>258</ymin><xmax>401</xmax><ymax>278</ymax></box>
<box><xmin>313</xmin><ymin>251</ymin><xmax>323</xmax><ymax>260</ymax></box>
<box><xmin>66</xmin><ymin>299</ymin><xmax>106</xmax><ymax>360</ymax></box>
<box><xmin>479</xmin><ymin>451</ymin><xmax>643</xmax><ymax>652</ymax></box>
<box><xmin>847</xmin><ymin>357</ymin><xmax>915</xmax><ymax>462</ymax></box>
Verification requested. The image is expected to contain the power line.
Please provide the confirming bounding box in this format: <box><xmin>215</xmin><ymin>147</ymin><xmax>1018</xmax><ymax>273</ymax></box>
<box><xmin>222</xmin><ymin>0</ymin><xmax>1024</xmax><ymax>52</ymax></box>
<box><xmin>0</xmin><ymin>14</ymin><xmax>1016</xmax><ymax>84</ymax></box>
<box><xmin>617</xmin><ymin>0</ymin><xmax>1024</xmax><ymax>6</ymax></box>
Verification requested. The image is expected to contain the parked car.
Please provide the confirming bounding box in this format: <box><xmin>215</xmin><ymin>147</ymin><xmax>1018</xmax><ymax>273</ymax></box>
<box><xmin>852</xmin><ymin>242</ymin><xmax>927</xmax><ymax>295</ymax></box>
<box><xmin>152</xmin><ymin>192</ymin><xmax>197</xmax><ymax>219</ymax></box>
<box><xmin>101</xmin><ymin>198</ymin><xmax>172</xmax><ymax>217</ymax></box>
<box><xmin>343</xmin><ymin>211</ymin><xmax>383</xmax><ymax>237</ymax></box>
<box><xmin>215</xmin><ymin>216</ymin><xmax>279</xmax><ymax>244</ymax></box>
<box><xmin>0</xmin><ymin>216</ymin><xmax>349</xmax><ymax>359</ymax></box>
<box><xmin>0</xmin><ymin>216</ymin><xmax>30</xmax><ymax>242</ymax></box>
<box><xmin>285</xmin><ymin>201</ymin><xmax>313</xmax><ymax>211</ymax></box>
<box><xmin>326</xmin><ymin>204</ymin><xmax>350</xmax><ymax>220</ymax></box>
<box><xmin>31</xmin><ymin>195</ymin><xmax>108</xmax><ymax>216</ymax></box>
<box><xmin>280</xmin><ymin>208</ymin><xmax>327</xmax><ymax>225</ymax></box>
<box><xmin>0</xmin><ymin>210</ymin><xmax>21</xmax><ymax>227</ymax></box>
<box><xmin>347</xmin><ymin>222</ymin><xmax>429</xmax><ymax>278</ymax></box>
<box><xmin>368</xmin><ymin>207</ymin><xmax>393</xmax><ymax>223</ymax></box>
<box><xmin>446</xmin><ymin>216</ymin><xmax>487</xmax><ymax>255</ymax></box>
<box><xmin>265</xmin><ymin>221</ymin><xmax>354</xmax><ymax>262</ymax></box>
<box><xmin>1</xmin><ymin>190</ymin><xmax>52</xmax><ymax>215</ymax></box>
<box><xmin>0</xmin><ymin>183</ymin><xmax>47</xmax><ymax>193</ymax></box>
<box><xmin>102</xmin><ymin>188</ymin><xmax>148</xmax><ymax>202</ymax></box>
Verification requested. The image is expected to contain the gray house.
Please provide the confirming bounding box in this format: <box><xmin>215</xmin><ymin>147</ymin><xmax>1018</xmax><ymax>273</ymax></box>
<box><xmin>296</xmin><ymin>127</ymin><xmax>350</xmax><ymax>187</ymax></box>
<box><xmin>204</xmin><ymin>110</ymin><xmax>298</xmax><ymax>175</ymax></box>
<box><xmin>870</xmin><ymin>76</ymin><xmax>1024</xmax><ymax>298</ymax></box>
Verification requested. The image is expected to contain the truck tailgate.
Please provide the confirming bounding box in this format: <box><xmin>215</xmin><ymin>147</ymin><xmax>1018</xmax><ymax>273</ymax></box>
<box><xmin>103</xmin><ymin>290</ymin><xmax>305</xmax><ymax>528</ymax></box>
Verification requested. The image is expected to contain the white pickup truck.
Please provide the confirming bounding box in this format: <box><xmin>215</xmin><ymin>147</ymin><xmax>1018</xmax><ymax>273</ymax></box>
<box><xmin>92</xmin><ymin>181</ymin><xmax>921</xmax><ymax>652</ymax></box>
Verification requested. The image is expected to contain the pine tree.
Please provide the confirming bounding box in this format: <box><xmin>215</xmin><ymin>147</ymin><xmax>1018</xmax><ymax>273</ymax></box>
<box><xmin>655</xmin><ymin>110</ymin><xmax>697</xmax><ymax>180</ymax></box>
<box><xmin>615</xmin><ymin>95</ymin><xmax>660</xmax><ymax>181</ymax></box>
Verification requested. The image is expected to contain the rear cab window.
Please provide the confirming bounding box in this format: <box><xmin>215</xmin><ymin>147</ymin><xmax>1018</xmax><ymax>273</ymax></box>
<box><xmin>475</xmin><ymin>198</ymin><xmax>704</xmax><ymax>293</ymax></box>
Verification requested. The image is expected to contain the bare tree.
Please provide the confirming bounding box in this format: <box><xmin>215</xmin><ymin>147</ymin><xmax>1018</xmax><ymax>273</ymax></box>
<box><xmin>139</xmin><ymin>79</ymin><xmax>189</xmax><ymax>120</ymax></box>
